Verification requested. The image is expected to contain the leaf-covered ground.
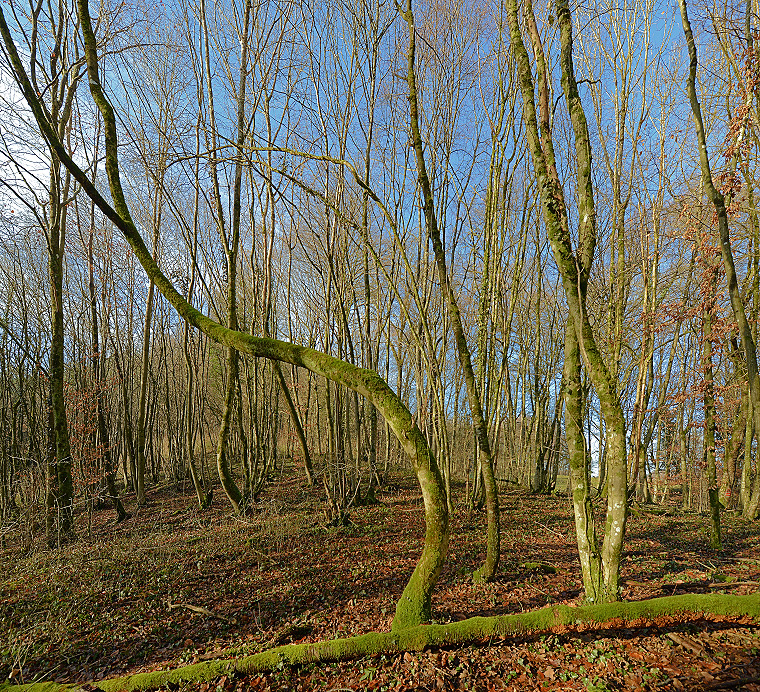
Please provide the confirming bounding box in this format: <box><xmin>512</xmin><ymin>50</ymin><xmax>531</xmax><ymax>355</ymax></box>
<box><xmin>1</xmin><ymin>471</ymin><xmax>760</xmax><ymax>691</ymax></box>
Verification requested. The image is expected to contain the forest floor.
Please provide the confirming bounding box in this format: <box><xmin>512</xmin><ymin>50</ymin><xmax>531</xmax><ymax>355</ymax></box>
<box><xmin>1</xmin><ymin>468</ymin><xmax>760</xmax><ymax>691</ymax></box>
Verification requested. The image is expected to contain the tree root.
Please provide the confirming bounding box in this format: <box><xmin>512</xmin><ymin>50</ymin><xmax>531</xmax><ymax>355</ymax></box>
<box><xmin>5</xmin><ymin>593</ymin><xmax>760</xmax><ymax>692</ymax></box>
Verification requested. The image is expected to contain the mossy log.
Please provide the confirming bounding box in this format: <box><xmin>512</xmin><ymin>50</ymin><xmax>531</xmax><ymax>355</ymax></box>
<box><xmin>4</xmin><ymin>593</ymin><xmax>759</xmax><ymax>692</ymax></box>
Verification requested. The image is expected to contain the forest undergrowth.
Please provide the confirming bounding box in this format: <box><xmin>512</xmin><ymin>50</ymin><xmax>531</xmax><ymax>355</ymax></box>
<box><xmin>1</xmin><ymin>468</ymin><xmax>759</xmax><ymax>691</ymax></box>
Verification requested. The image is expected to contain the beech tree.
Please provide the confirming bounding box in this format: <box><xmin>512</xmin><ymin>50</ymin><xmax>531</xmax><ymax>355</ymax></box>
<box><xmin>505</xmin><ymin>0</ymin><xmax>629</xmax><ymax>602</ymax></box>
<box><xmin>0</xmin><ymin>0</ymin><xmax>453</xmax><ymax>631</ymax></box>
<box><xmin>678</xmin><ymin>0</ymin><xmax>760</xmax><ymax>528</ymax></box>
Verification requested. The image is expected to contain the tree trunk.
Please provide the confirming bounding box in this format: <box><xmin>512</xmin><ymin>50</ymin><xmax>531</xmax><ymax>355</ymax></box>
<box><xmin>506</xmin><ymin>0</ymin><xmax>628</xmax><ymax>601</ymax></box>
<box><xmin>564</xmin><ymin>321</ymin><xmax>603</xmax><ymax>601</ymax></box>
<box><xmin>399</xmin><ymin>1</ymin><xmax>499</xmax><ymax>582</ymax></box>
<box><xmin>0</xmin><ymin>2</ymin><xmax>450</xmax><ymax>628</ymax></box>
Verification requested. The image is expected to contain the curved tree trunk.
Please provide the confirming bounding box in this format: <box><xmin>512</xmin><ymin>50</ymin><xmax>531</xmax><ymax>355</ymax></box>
<box><xmin>0</xmin><ymin>2</ymin><xmax>449</xmax><ymax>629</ymax></box>
<box><xmin>399</xmin><ymin>1</ymin><xmax>500</xmax><ymax>582</ymax></box>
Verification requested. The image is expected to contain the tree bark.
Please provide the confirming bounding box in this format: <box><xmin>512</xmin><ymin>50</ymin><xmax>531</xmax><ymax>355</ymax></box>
<box><xmin>0</xmin><ymin>1</ymin><xmax>450</xmax><ymax>629</ymax></box>
<box><xmin>399</xmin><ymin>0</ymin><xmax>500</xmax><ymax>582</ymax></box>
<box><xmin>564</xmin><ymin>321</ymin><xmax>603</xmax><ymax>601</ymax></box>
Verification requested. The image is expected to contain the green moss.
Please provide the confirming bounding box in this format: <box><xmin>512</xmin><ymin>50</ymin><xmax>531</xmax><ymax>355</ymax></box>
<box><xmin>5</xmin><ymin>594</ymin><xmax>759</xmax><ymax>692</ymax></box>
<box><xmin>521</xmin><ymin>562</ymin><xmax>558</xmax><ymax>574</ymax></box>
<box><xmin>0</xmin><ymin>685</ymin><xmax>84</xmax><ymax>692</ymax></box>
<box><xmin>392</xmin><ymin>591</ymin><xmax>430</xmax><ymax>632</ymax></box>
<box><xmin>97</xmin><ymin>660</ymin><xmax>234</xmax><ymax>691</ymax></box>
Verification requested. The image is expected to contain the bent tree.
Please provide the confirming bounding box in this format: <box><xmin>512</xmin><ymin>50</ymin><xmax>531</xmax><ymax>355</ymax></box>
<box><xmin>505</xmin><ymin>0</ymin><xmax>629</xmax><ymax>602</ymax></box>
<box><xmin>0</xmin><ymin>0</ymin><xmax>447</xmax><ymax>631</ymax></box>
<box><xmin>398</xmin><ymin>0</ymin><xmax>500</xmax><ymax>583</ymax></box>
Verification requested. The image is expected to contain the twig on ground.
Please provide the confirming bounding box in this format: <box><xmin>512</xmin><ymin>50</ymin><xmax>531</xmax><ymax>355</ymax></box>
<box><xmin>167</xmin><ymin>597</ymin><xmax>237</xmax><ymax>624</ymax></box>
<box><xmin>534</xmin><ymin>521</ymin><xmax>564</xmax><ymax>538</ymax></box>
<box><xmin>666</xmin><ymin>632</ymin><xmax>705</xmax><ymax>656</ymax></box>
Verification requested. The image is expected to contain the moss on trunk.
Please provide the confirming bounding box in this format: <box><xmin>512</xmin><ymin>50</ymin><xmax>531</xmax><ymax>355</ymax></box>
<box><xmin>399</xmin><ymin>0</ymin><xmax>500</xmax><ymax>583</ymax></box>
<box><xmin>0</xmin><ymin>0</ymin><xmax>450</xmax><ymax>631</ymax></box>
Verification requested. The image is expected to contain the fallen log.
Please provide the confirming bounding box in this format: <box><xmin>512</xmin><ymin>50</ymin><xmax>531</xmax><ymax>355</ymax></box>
<box><xmin>5</xmin><ymin>592</ymin><xmax>760</xmax><ymax>692</ymax></box>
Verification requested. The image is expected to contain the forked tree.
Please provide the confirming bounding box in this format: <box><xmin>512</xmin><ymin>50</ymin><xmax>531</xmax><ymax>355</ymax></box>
<box><xmin>505</xmin><ymin>0</ymin><xmax>629</xmax><ymax>602</ymax></box>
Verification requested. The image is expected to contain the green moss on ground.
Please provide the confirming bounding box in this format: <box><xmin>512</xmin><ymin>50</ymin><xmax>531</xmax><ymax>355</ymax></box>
<box><xmin>520</xmin><ymin>561</ymin><xmax>558</xmax><ymax>574</ymax></box>
<box><xmin>3</xmin><ymin>593</ymin><xmax>759</xmax><ymax>692</ymax></box>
